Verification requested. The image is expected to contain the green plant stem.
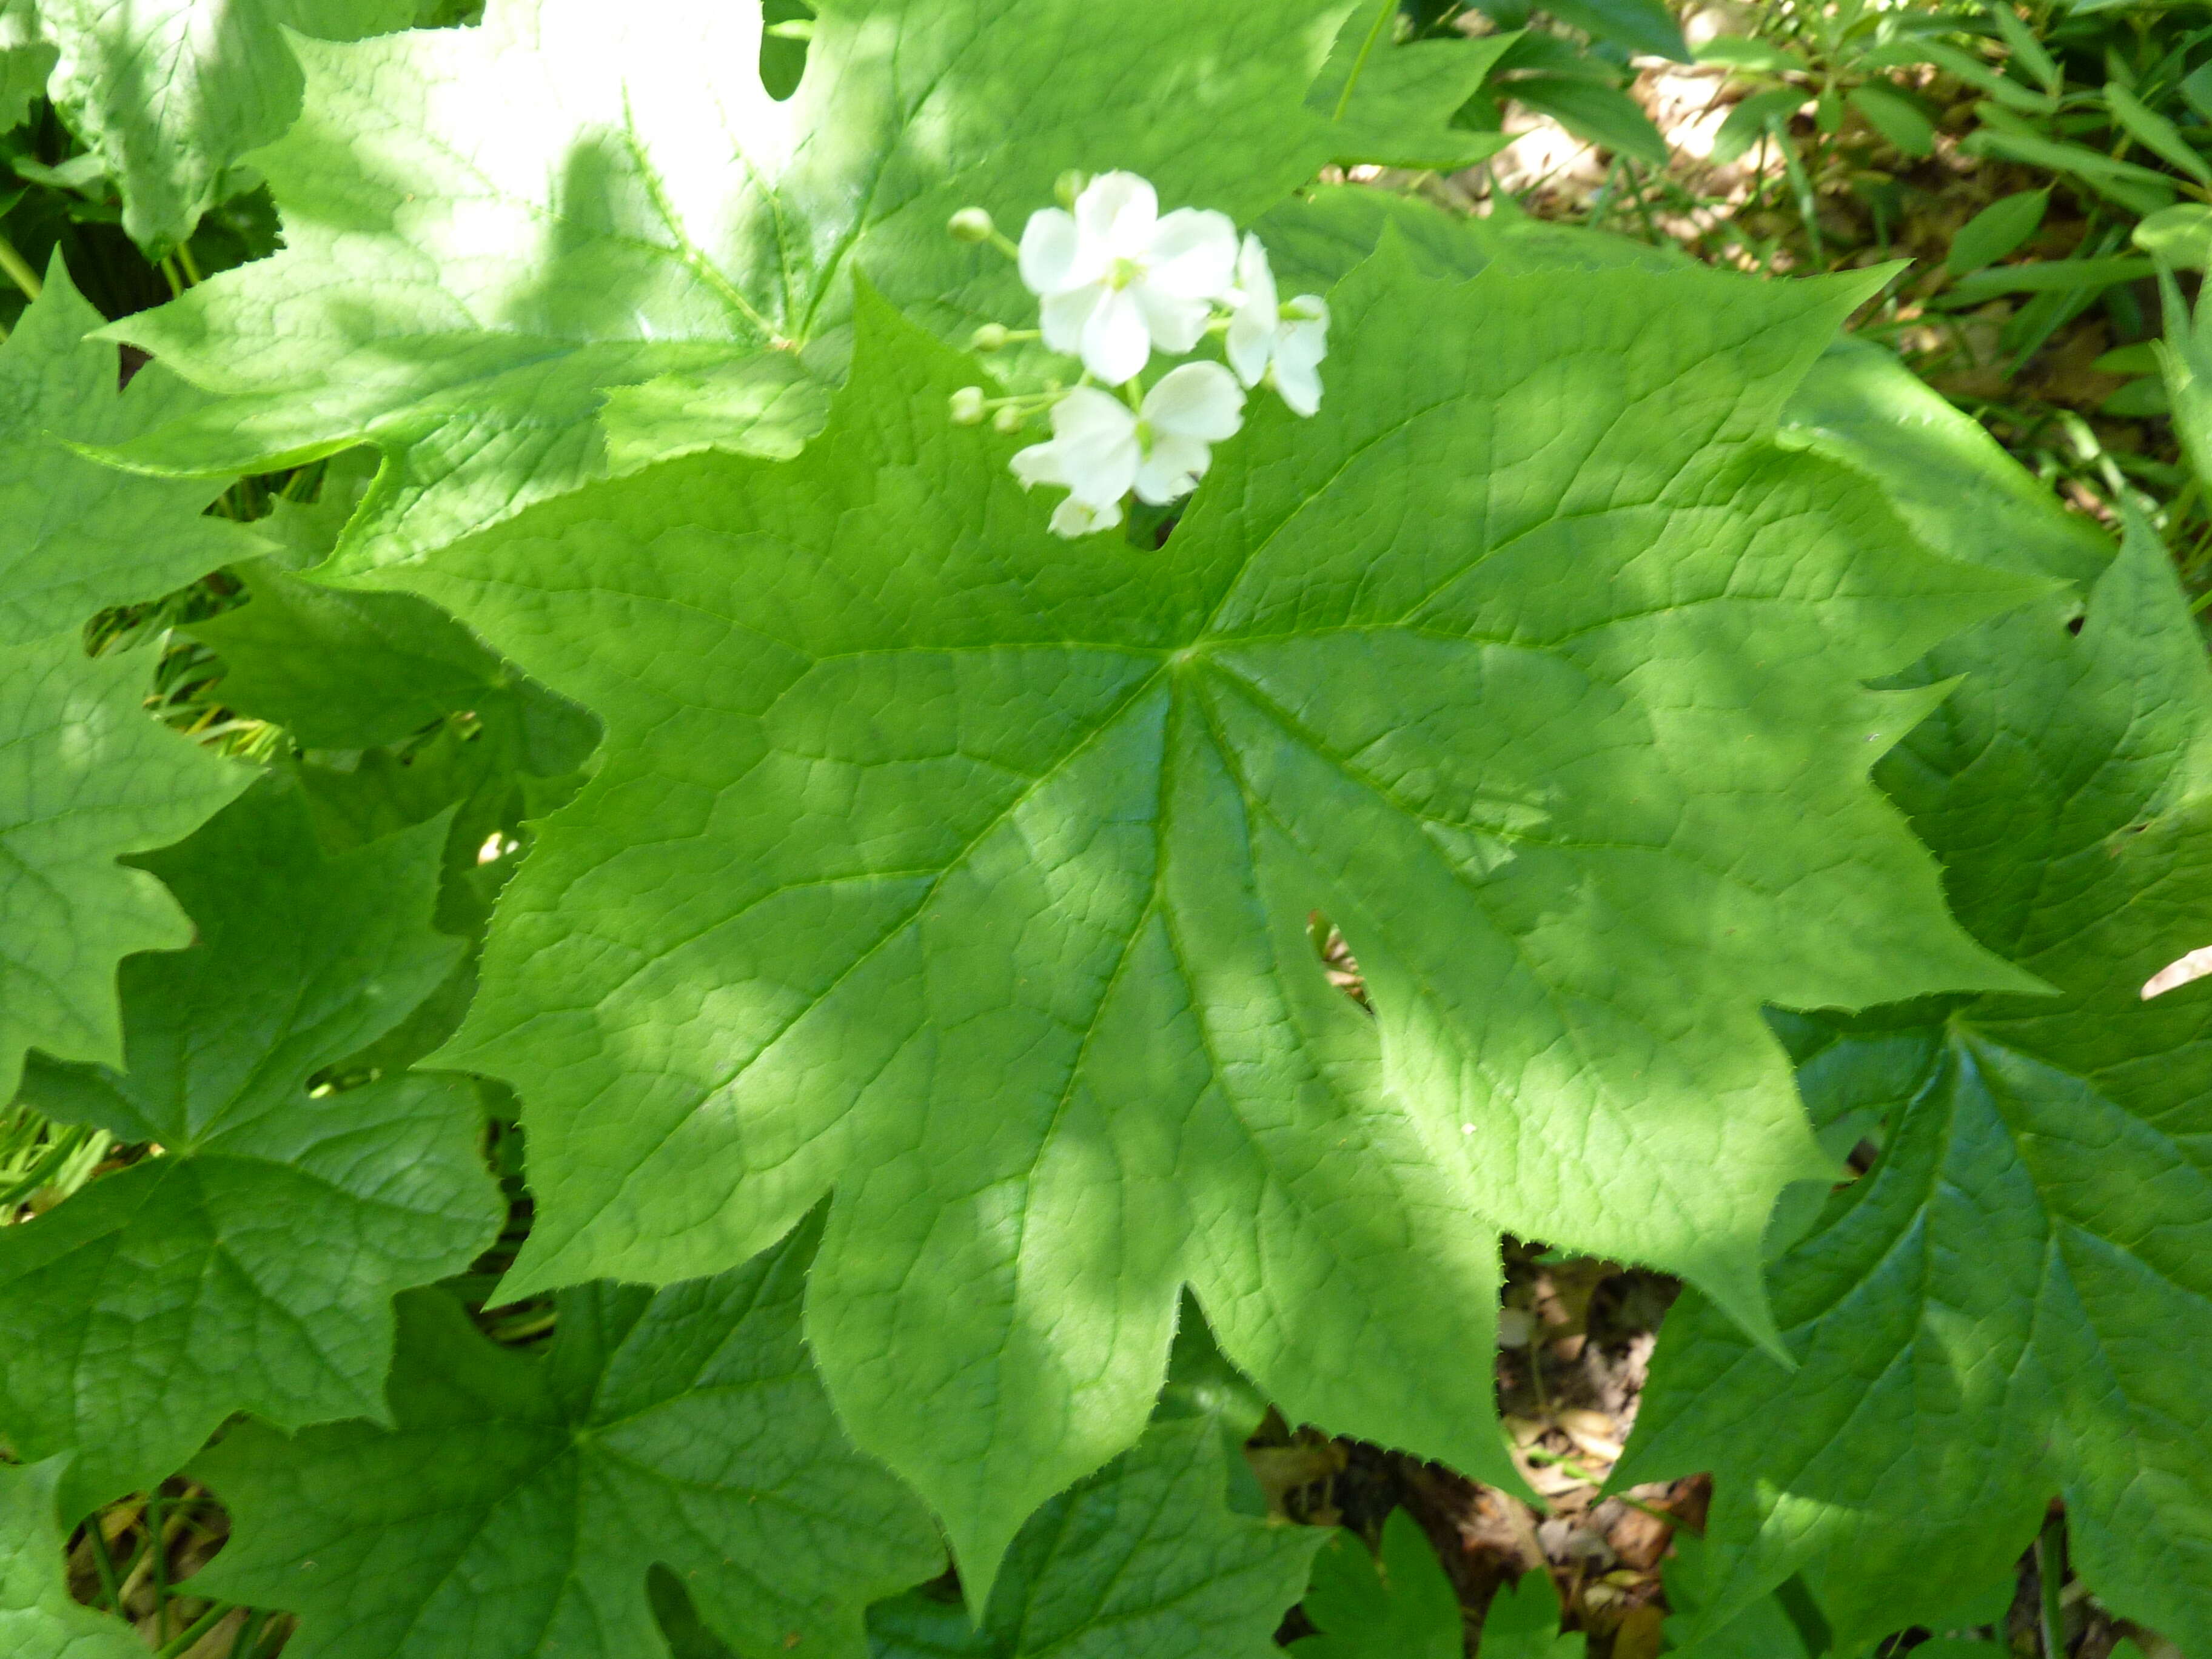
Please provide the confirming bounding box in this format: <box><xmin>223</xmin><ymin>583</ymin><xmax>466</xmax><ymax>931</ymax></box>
<box><xmin>0</xmin><ymin>232</ymin><xmax>41</xmax><ymax>301</ymax></box>
<box><xmin>82</xmin><ymin>1515</ymin><xmax>122</xmax><ymax>1611</ymax></box>
<box><xmin>229</xmin><ymin>1610</ymin><xmax>271</xmax><ymax>1658</ymax></box>
<box><xmin>1518</xmin><ymin>1446</ymin><xmax>1680</xmax><ymax>1527</ymax></box>
<box><xmin>155</xmin><ymin>1602</ymin><xmax>234</xmax><ymax>1658</ymax></box>
<box><xmin>147</xmin><ymin>1493</ymin><xmax>170</xmax><ymax>1640</ymax></box>
<box><xmin>2038</xmin><ymin>1511</ymin><xmax>2068</xmax><ymax>1658</ymax></box>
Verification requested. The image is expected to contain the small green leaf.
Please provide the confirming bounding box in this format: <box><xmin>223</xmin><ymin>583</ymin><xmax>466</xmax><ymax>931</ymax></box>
<box><xmin>2134</xmin><ymin>202</ymin><xmax>2212</xmax><ymax>269</ymax></box>
<box><xmin>1944</xmin><ymin>255</ymin><xmax>2156</xmax><ymax>304</ymax></box>
<box><xmin>1980</xmin><ymin>0</ymin><xmax>2059</xmax><ymax>93</ymax></box>
<box><xmin>1962</xmin><ymin>127</ymin><xmax>2173</xmax><ymax>189</ymax></box>
<box><xmin>1866</xmin><ymin>40</ymin><xmax>2054</xmax><ymax>113</ymax></box>
<box><xmin>190</xmin><ymin>1221</ymin><xmax>945</xmax><ymax>1659</ymax></box>
<box><xmin>2104</xmin><ymin>81</ymin><xmax>2212</xmax><ymax>186</ymax></box>
<box><xmin>0</xmin><ymin>781</ymin><xmax>503</xmax><ymax>1518</ymax></box>
<box><xmin>1711</xmin><ymin>89</ymin><xmax>1803</xmax><ymax>166</ymax></box>
<box><xmin>1289</xmin><ymin>1512</ymin><xmax>1461</xmax><ymax>1659</ymax></box>
<box><xmin>1847</xmin><ymin>84</ymin><xmax>1935</xmax><ymax>158</ymax></box>
<box><xmin>1540</xmin><ymin>0</ymin><xmax>1689</xmax><ymax>62</ymax></box>
<box><xmin>1510</xmin><ymin>75</ymin><xmax>1669</xmax><ymax>164</ymax></box>
<box><xmin>868</xmin><ymin>1419</ymin><xmax>1319</xmax><ymax>1655</ymax></box>
<box><xmin>1694</xmin><ymin>35</ymin><xmax>1807</xmax><ymax>75</ymax></box>
<box><xmin>0</xmin><ymin>1456</ymin><xmax>141</xmax><ymax>1659</ymax></box>
<box><xmin>1945</xmin><ymin>189</ymin><xmax>2049</xmax><ymax>276</ymax></box>
<box><xmin>2098</xmin><ymin>375</ymin><xmax>2170</xmax><ymax>417</ymax></box>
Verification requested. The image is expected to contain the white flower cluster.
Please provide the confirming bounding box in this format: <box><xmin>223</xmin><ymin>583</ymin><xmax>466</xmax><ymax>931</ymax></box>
<box><xmin>948</xmin><ymin>171</ymin><xmax>1329</xmax><ymax>538</ymax></box>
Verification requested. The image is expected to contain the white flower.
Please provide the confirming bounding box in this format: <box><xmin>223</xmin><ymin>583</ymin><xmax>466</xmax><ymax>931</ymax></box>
<box><xmin>1225</xmin><ymin>234</ymin><xmax>1329</xmax><ymax>417</ymax></box>
<box><xmin>1018</xmin><ymin>172</ymin><xmax>1238</xmax><ymax>386</ymax></box>
<box><xmin>1010</xmin><ymin>363</ymin><xmax>1247</xmax><ymax>536</ymax></box>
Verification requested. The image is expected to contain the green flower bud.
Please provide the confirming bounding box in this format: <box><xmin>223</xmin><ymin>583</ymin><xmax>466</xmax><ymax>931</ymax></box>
<box><xmin>970</xmin><ymin>323</ymin><xmax>1011</xmax><ymax>352</ymax></box>
<box><xmin>948</xmin><ymin>386</ymin><xmax>988</xmax><ymax>426</ymax></box>
<box><xmin>1053</xmin><ymin>170</ymin><xmax>1087</xmax><ymax>209</ymax></box>
<box><xmin>948</xmin><ymin>206</ymin><xmax>996</xmax><ymax>243</ymax></box>
<box><xmin>991</xmin><ymin>404</ymin><xmax>1027</xmax><ymax>434</ymax></box>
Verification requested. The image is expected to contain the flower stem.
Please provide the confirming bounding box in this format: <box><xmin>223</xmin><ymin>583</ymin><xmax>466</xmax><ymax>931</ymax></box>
<box><xmin>0</xmin><ymin>232</ymin><xmax>42</xmax><ymax>301</ymax></box>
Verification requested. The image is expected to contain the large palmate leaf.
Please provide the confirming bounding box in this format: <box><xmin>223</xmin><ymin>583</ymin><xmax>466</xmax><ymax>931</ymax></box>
<box><xmin>33</xmin><ymin>0</ymin><xmax>417</xmax><ymax>252</ymax></box>
<box><xmin>1623</xmin><ymin>355</ymin><xmax>2212</xmax><ymax>1655</ymax></box>
<box><xmin>350</xmin><ymin>240</ymin><xmax>2039</xmax><ymax>1590</ymax></box>
<box><xmin>868</xmin><ymin>1418</ymin><xmax>1319</xmax><ymax>1658</ymax></box>
<box><xmin>0</xmin><ymin>1457</ymin><xmax>139</xmax><ymax>1659</ymax></box>
<box><xmin>189</xmin><ymin>1221</ymin><xmax>942</xmax><ymax>1659</ymax></box>
<box><xmin>104</xmin><ymin>0</ymin><xmax>1369</xmax><ymax>570</ymax></box>
<box><xmin>0</xmin><ymin>258</ymin><xmax>260</xmax><ymax>1101</ymax></box>
<box><xmin>0</xmin><ymin>782</ymin><xmax>502</xmax><ymax>1520</ymax></box>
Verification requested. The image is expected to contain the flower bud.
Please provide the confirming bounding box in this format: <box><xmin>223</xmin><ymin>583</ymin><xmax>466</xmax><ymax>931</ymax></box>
<box><xmin>948</xmin><ymin>386</ymin><xmax>987</xmax><ymax>426</ymax></box>
<box><xmin>948</xmin><ymin>207</ymin><xmax>996</xmax><ymax>243</ymax></box>
<box><xmin>1053</xmin><ymin>170</ymin><xmax>1086</xmax><ymax>209</ymax></box>
<box><xmin>991</xmin><ymin>404</ymin><xmax>1027</xmax><ymax>434</ymax></box>
<box><xmin>970</xmin><ymin>323</ymin><xmax>1010</xmax><ymax>352</ymax></box>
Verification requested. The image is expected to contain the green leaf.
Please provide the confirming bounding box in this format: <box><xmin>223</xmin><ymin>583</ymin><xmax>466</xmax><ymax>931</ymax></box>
<box><xmin>36</xmin><ymin>0</ymin><xmax>420</xmax><ymax>253</ymax></box>
<box><xmin>0</xmin><ymin>256</ymin><xmax>262</xmax><ymax>644</ymax></box>
<box><xmin>1309</xmin><ymin>12</ymin><xmax>1518</xmax><ymax>171</ymax></box>
<box><xmin>0</xmin><ymin>256</ymin><xmax>269</xmax><ymax>1100</ymax></box>
<box><xmin>1694</xmin><ymin>35</ymin><xmax>1807</xmax><ymax>76</ymax></box>
<box><xmin>1621</xmin><ymin>492</ymin><xmax>2212</xmax><ymax>1654</ymax></box>
<box><xmin>1287</xmin><ymin>1511</ymin><xmax>1460</xmax><ymax>1659</ymax></box>
<box><xmin>1508</xmin><ymin>75</ymin><xmax>1669</xmax><ymax>164</ymax></box>
<box><xmin>1943</xmin><ymin>256</ymin><xmax>2157</xmax><ymax>305</ymax></box>
<box><xmin>1710</xmin><ymin>89</ymin><xmax>1801</xmax><ymax>166</ymax></box>
<box><xmin>189</xmin><ymin>1220</ymin><xmax>944</xmax><ymax>1659</ymax></box>
<box><xmin>1478</xmin><ymin>1565</ymin><xmax>1585</xmax><ymax>1659</ymax></box>
<box><xmin>868</xmin><ymin>1419</ymin><xmax>1319</xmax><ymax>1656</ymax></box>
<box><xmin>0</xmin><ymin>0</ymin><xmax>54</xmax><ymax>134</ymax></box>
<box><xmin>1846</xmin><ymin>85</ymin><xmax>1934</xmax><ymax>159</ymax></box>
<box><xmin>349</xmin><ymin>241</ymin><xmax>2040</xmax><ymax>1592</ymax></box>
<box><xmin>102</xmin><ymin>0</ymin><xmax>1367</xmax><ymax>572</ymax></box>
<box><xmin>0</xmin><ymin>780</ymin><xmax>503</xmax><ymax>1519</ymax></box>
<box><xmin>0</xmin><ymin>632</ymin><xmax>251</xmax><ymax>1110</ymax></box>
<box><xmin>189</xmin><ymin>565</ymin><xmax>514</xmax><ymax>748</ymax></box>
<box><xmin>1777</xmin><ymin>339</ymin><xmax>2109</xmax><ymax>589</ymax></box>
<box><xmin>1946</xmin><ymin>188</ymin><xmax>2048</xmax><ymax>276</ymax></box>
<box><xmin>1541</xmin><ymin>0</ymin><xmax>1689</xmax><ymax>61</ymax></box>
<box><xmin>2134</xmin><ymin>203</ymin><xmax>2212</xmax><ymax>270</ymax></box>
<box><xmin>2103</xmin><ymin>81</ymin><xmax>2212</xmax><ymax>186</ymax></box>
<box><xmin>0</xmin><ymin>1456</ymin><xmax>140</xmax><ymax>1659</ymax></box>
<box><xmin>1961</xmin><ymin>128</ymin><xmax>2171</xmax><ymax>190</ymax></box>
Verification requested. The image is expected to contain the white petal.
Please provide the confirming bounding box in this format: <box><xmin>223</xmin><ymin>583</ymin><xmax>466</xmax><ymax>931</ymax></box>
<box><xmin>1225</xmin><ymin>303</ymin><xmax>1273</xmax><ymax>387</ymax></box>
<box><xmin>1142</xmin><ymin>361</ymin><xmax>1244</xmax><ymax>441</ymax></box>
<box><xmin>1134</xmin><ymin>432</ymin><xmax>1212</xmax><ymax>504</ymax></box>
<box><xmin>1047</xmin><ymin>389</ymin><xmax>1142</xmax><ymax>503</ymax></box>
<box><xmin>1079</xmin><ymin>286</ymin><xmax>1152</xmax><ymax>385</ymax></box>
<box><xmin>1232</xmin><ymin>233</ymin><xmax>1277</xmax><ymax>313</ymax></box>
<box><xmin>1133</xmin><ymin>284</ymin><xmax>1213</xmax><ymax>355</ymax></box>
<box><xmin>1009</xmin><ymin>440</ymin><xmax>1065</xmax><ymax>490</ymax></box>
<box><xmin>1050</xmin><ymin>494</ymin><xmax>1124</xmax><ymax>537</ymax></box>
<box><xmin>1039</xmin><ymin>284</ymin><xmax>1103</xmax><ymax>357</ymax></box>
<box><xmin>1272</xmin><ymin>309</ymin><xmax>1328</xmax><ymax>415</ymax></box>
<box><xmin>1145</xmin><ymin>208</ymin><xmax>1239</xmax><ymax>300</ymax></box>
<box><xmin>1019</xmin><ymin>208</ymin><xmax>1082</xmax><ymax>296</ymax></box>
<box><xmin>1076</xmin><ymin>171</ymin><xmax>1158</xmax><ymax>258</ymax></box>
<box><xmin>1271</xmin><ymin>356</ymin><xmax>1322</xmax><ymax>417</ymax></box>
